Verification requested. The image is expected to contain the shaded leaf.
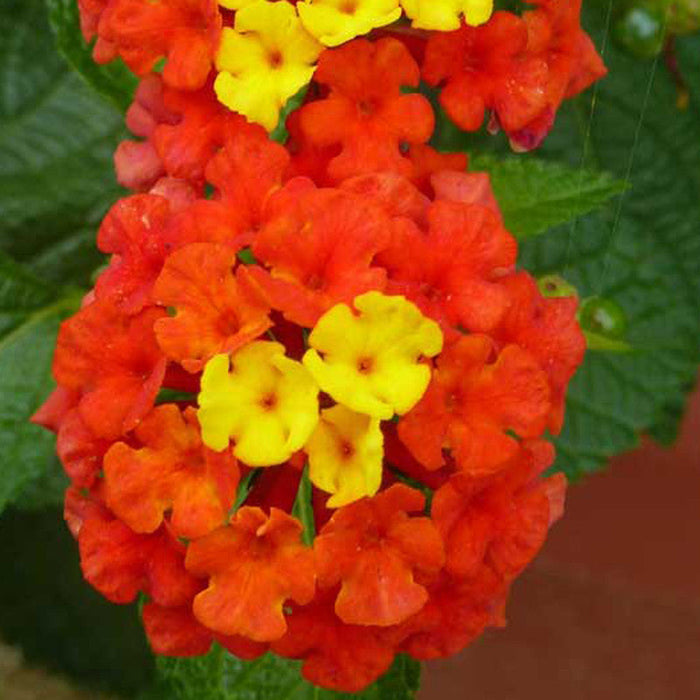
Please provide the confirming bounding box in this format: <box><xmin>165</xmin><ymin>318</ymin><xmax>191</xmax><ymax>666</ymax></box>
<box><xmin>45</xmin><ymin>0</ymin><xmax>137</xmax><ymax>112</ymax></box>
<box><xmin>143</xmin><ymin>647</ymin><xmax>420</xmax><ymax>700</ymax></box>
<box><xmin>0</xmin><ymin>0</ymin><xmax>124</xmax><ymax>287</ymax></box>
<box><xmin>0</xmin><ymin>251</ymin><xmax>81</xmax><ymax>514</ymax></box>
<box><xmin>0</xmin><ymin>507</ymin><xmax>154</xmax><ymax>693</ymax></box>
<box><xmin>470</xmin><ymin>154</ymin><xmax>626</xmax><ymax>240</ymax></box>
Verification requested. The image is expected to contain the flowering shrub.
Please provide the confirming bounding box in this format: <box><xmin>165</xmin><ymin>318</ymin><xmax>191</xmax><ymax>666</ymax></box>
<box><xmin>4</xmin><ymin>0</ymin><xmax>698</xmax><ymax>697</ymax></box>
<box><xmin>27</xmin><ymin>1</ymin><xmax>604</xmax><ymax>692</ymax></box>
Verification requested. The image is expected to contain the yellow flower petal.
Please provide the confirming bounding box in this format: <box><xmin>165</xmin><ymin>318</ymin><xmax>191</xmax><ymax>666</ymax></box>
<box><xmin>306</xmin><ymin>405</ymin><xmax>383</xmax><ymax>507</ymax></box>
<box><xmin>214</xmin><ymin>1</ymin><xmax>322</xmax><ymax>131</ymax></box>
<box><xmin>198</xmin><ymin>342</ymin><xmax>320</xmax><ymax>466</ymax></box>
<box><xmin>400</xmin><ymin>0</ymin><xmax>493</xmax><ymax>30</ymax></box>
<box><xmin>303</xmin><ymin>292</ymin><xmax>443</xmax><ymax>420</ymax></box>
<box><xmin>218</xmin><ymin>0</ymin><xmax>258</xmax><ymax>10</ymax></box>
<box><xmin>298</xmin><ymin>0</ymin><xmax>402</xmax><ymax>47</ymax></box>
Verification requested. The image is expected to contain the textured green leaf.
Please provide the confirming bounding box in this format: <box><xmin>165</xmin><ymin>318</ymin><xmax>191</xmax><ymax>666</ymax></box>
<box><xmin>45</xmin><ymin>0</ymin><xmax>138</xmax><ymax>112</ymax></box>
<box><xmin>518</xmin><ymin>5</ymin><xmax>700</xmax><ymax>477</ymax></box>
<box><xmin>0</xmin><ymin>0</ymin><xmax>124</xmax><ymax>287</ymax></box>
<box><xmin>470</xmin><ymin>154</ymin><xmax>626</xmax><ymax>240</ymax></box>
<box><xmin>0</xmin><ymin>251</ymin><xmax>81</xmax><ymax>514</ymax></box>
<box><xmin>143</xmin><ymin>647</ymin><xmax>420</xmax><ymax>700</ymax></box>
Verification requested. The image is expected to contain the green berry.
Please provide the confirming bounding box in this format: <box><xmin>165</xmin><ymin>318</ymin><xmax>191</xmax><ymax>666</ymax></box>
<box><xmin>614</xmin><ymin>6</ymin><xmax>667</xmax><ymax>58</ymax></box>
<box><xmin>579</xmin><ymin>296</ymin><xmax>628</xmax><ymax>339</ymax></box>
<box><xmin>537</xmin><ymin>275</ymin><xmax>579</xmax><ymax>299</ymax></box>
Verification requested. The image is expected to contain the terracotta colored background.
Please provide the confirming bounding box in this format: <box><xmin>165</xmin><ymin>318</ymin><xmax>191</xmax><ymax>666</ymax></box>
<box><xmin>420</xmin><ymin>380</ymin><xmax>700</xmax><ymax>700</ymax></box>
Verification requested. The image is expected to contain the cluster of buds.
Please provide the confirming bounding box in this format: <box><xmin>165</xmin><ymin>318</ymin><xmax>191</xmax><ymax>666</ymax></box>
<box><xmin>35</xmin><ymin>0</ymin><xmax>601</xmax><ymax>693</ymax></box>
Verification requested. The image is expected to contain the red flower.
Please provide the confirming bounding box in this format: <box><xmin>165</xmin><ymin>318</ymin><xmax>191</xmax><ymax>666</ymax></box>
<box><xmin>423</xmin><ymin>12</ymin><xmax>549</xmax><ymax>136</ymax></box>
<box><xmin>56</xmin><ymin>409</ymin><xmax>110</xmax><ymax>488</ymax></box>
<box><xmin>205</xmin><ymin>124</ymin><xmax>290</xmax><ymax>218</ymax></box>
<box><xmin>272</xmin><ymin>592</ymin><xmax>396</xmax><ymax>692</ymax></box>
<box><xmin>398</xmin><ymin>335</ymin><xmax>551</xmax><ymax>475</ymax></box>
<box><xmin>379</xmin><ymin>200</ymin><xmax>517</xmax><ymax>335</ymax></box>
<box><xmin>95</xmin><ymin>194</ymin><xmax>171</xmax><ymax>314</ymax></box>
<box><xmin>298</xmin><ymin>38</ymin><xmax>434</xmax><ymax>182</ymax></box>
<box><xmin>152</xmin><ymin>242</ymin><xmax>271</xmax><ymax>372</ymax></box>
<box><xmin>431</xmin><ymin>170</ymin><xmax>503</xmax><ymax>217</ymax></box>
<box><xmin>403</xmin><ymin>143</ymin><xmax>468</xmax><ymax>195</ymax></box>
<box><xmin>142</xmin><ymin>604</ymin><xmax>214</xmax><ymax>657</ymax></box>
<box><xmin>53</xmin><ymin>300</ymin><xmax>166</xmax><ymax>440</ymax></box>
<box><xmin>396</xmin><ymin>572</ymin><xmax>499</xmax><ymax>660</ymax></box>
<box><xmin>432</xmin><ymin>440</ymin><xmax>564</xmax><ymax>583</ymax></box>
<box><xmin>95</xmin><ymin>0</ymin><xmax>221</xmax><ymax>90</ymax></box>
<box><xmin>186</xmin><ymin>507</ymin><xmax>315</xmax><ymax>642</ymax></box>
<box><xmin>493</xmin><ymin>272</ymin><xmax>586</xmax><ymax>433</ymax></box>
<box><xmin>314</xmin><ymin>484</ymin><xmax>444</xmax><ymax>627</ymax></box>
<box><xmin>340</xmin><ymin>172</ymin><xmax>430</xmax><ymax>225</ymax></box>
<box><xmin>507</xmin><ymin>0</ymin><xmax>607</xmax><ymax>150</ymax></box>
<box><xmin>66</xmin><ymin>488</ymin><xmax>201</xmax><ymax>605</ymax></box>
<box><xmin>103</xmin><ymin>405</ymin><xmax>238</xmax><ymax>539</ymax></box>
<box><xmin>142</xmin><ymin>604</ymin><xmax>269</xmax><ymax>659</ymax></box>
<box><xmin>117</xmin><ymin>75</ymin><xmax>246</xmax><ymax>190</ymax></box>
<box><xmin>245</xmin><ymin>185</ymin><xmax>390</xmax><ymax>327</ymax></box>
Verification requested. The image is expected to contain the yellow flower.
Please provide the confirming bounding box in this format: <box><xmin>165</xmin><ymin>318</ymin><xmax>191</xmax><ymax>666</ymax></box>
<box><xmin>298</xmin><ymin>0</ymin><xmax>402</xmax><ymax>47</ymax></box>
<box><xmin>302</xmin><ymin>292</ymin><xmax>443</xmax><ymax>420</ymax></box>
<box><xmin>306</xmin><ymin>405</ymin><xmax>383</xmax><ymax>507</ymax></box>
<box><xmin>198</xmin><ymin>342</ymin><xmax>320</xmax><ymax>466</ymax></box>
<box><xmin>217</xmin><ymin>0</ymin><xmax>257</xmax><ymax>9</ymax></box>
<box><xmin>214</xmin><ymin>1</ymin><xmax>322</xmax><ymax>131</ymax></box>
<box><xmin>400</xmin><ymin>0</ymin><xmax>493</xmax><ymax>30</ymax></box>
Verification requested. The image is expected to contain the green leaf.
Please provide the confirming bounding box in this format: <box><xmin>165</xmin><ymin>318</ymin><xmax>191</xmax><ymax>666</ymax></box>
<box><xmin>45</xmin><ymin>0</ymin><xmax>137</xmax><ymax>112</ymax></box>
<box><xmin>0</xmin><ymin>251</ymin><xmax>82</xmax><ymax>514</ymax></box>
<box><xmin>270</xmin><ymin>86</ymin><xmax>309</xmax><ymax>144</ymax></box>
<box><xmin>519</xmin><ymin>4</ymin><xmax>700</xmax><ymax>478</ymax></box>
<box><xmin>291</xmin><ymin>466</ymin><xmax>316</xmax><ymax>546</ymax></box>
<box><xmin>0</xmin><ymin>0</ymin><xmax>124</xmax><ymax>288</ymax></box>
<box><xmin>0</xmin><ymin>507</ymin><xmax>155</xmax><ymax>694</ymax></box>
<box><xmin>143</xmin><ymin>647</ymin><xmax>420</xmax><ymax>700</ymax></box>
<box><xmin>470</xmin><ymin>154</ymin><xmax>626</xmax><ymax>240</ymax></box>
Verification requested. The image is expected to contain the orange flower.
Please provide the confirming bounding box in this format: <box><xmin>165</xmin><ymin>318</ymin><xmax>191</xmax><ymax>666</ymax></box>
<box><xmin>94</xmin><ymin>0</ymin><xmax>222</xmax><ymax>90</ymax></box>
<box><xmin>142</xmin><ymin>604</ymin><xmax>214</xmax><ymax>657</ymax></box>
<box><xmin>153</xmin><ymin>242</ymin><xmax>271</xmax><ymax>372</ymax></box>
<box><xmin>395</xmin><ymin>571</ymin><xmax>499</xmax><ymax>660</ymax></box>
<box><xmin>95</xmin><ymin>194</ymin><xmax>171</xmax><ymax>314</ymax></box>
<box><xmin>66</xmin><ymin>488</ymin><xmax>201</xmax><ymax>606</ymax></box>
<box><xmin>103</xmin><ymin>405</ymin><xmax>239</xmax><ymax>539</ymax></box>
<box><xmin>379</xmin><ymin>200</ymin><xmax>517</xmax><ymax>335</ymax></box>
<box><xmin>298</xmin><ymin>38</ymin><xmax>434</xmax><ymax>182</ymax></box>
<box><xmin>398</xmin><ymin>335</ymin><xmax>551</xmax><ymax>475</ymax></box>
<box><xmin>246</xmin><ymin>185</ymin><xmax>390</xmax><ymax>327</ymax></box>
<box><xmin>53</xmin><ymin>300</ymin><xmax>167</xmax><ymax>440</ymax></box>
<box><xmin>205</xmin><ymin>124</ymin><xmax>290</xmax><ymax>222</ymax></box>
<box><xmin>55</xmin><ymin>409</ymin><xmax>109</xmax><ymax>488</ymax></box>
<box><xmin>186</xmin><ymin>507</ymin><xmax>315</xmax><ymax>641</ymax></box>
<box><xmin>142</xmin><ymin>604</ymin><xmax>270</xmax><ymax>658</ymax></box>
<box><xmin>423</xmin><ymin>12</ymin><xmax>548</xmax><ymax>135</ymax></box>
<box><xmin>432</xmin><ymin>441</ymin><xmax>563</xmax><ymax>582</ymax></box>
<box><xmin>493</xmin><ymin>272</ymin><xmax>585</xmax><ymax>433</ymax></box>
<box><xmin>272</xmin><ymin>591</ymin><xmax>396</xmax><ymax>692</ymax></box>
<box><xmin>314</xmin><ymin>484</ymin><xmax>444</xmax><ymax>626</ymax></box>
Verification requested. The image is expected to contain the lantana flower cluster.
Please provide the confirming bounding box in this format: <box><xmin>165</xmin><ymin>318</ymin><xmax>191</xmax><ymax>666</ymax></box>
<box><xmin>35</xmin><ymin>0</ymin><xmax>600</xmax><ymax>693</ymax></box>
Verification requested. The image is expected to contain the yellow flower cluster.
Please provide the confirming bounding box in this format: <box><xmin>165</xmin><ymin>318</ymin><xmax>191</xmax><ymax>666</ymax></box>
<box><xmin>214</xmin><ymin>0</ymin><xmax>493</xmax><ymax>130</ymax></box>
<box><xmin>198</xmin><ymin>293</ymin><xmax>443</xmax><ymax>506</ymax></box>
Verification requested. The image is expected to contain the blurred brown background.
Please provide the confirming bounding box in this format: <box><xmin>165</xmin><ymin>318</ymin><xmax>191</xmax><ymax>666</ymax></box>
<box><xmin>421</xmin><ymin>379</ymin><xmax>700</xmax><ymax>700</ymax></box>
